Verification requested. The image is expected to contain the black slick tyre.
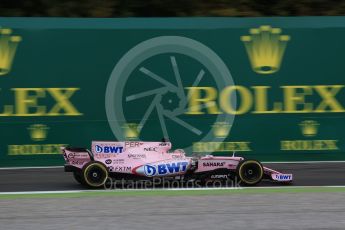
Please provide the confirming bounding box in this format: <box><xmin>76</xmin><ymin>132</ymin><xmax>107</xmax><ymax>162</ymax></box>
<box><xmin>82</xmin><ymin>162</ymin><xmax>108</xmax><ymax>188</ymax></box>
<box><xmin>236</xmin><ymin>159</ymin><xmax>263</xmax><ymax>186</ymax></box>
<box><xmin>73</xmin><ymin>171</ymin><xmax>83</xmax><ymax>184</ymax></box>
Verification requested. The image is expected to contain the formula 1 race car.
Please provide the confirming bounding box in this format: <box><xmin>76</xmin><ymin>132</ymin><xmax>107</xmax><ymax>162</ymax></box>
<box><xmin>62</xmin><ymin>141</ymin><xmax>293</xmax><ymax>188</ymax></box>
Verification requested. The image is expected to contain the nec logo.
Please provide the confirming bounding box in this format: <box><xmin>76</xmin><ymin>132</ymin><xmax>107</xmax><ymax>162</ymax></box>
<box><xmin>95</xmin><ymin>145</ymin><xmax>123</xmax><ymax>154</ymax></box>
<box><xmin>144</xmin><ymin>147</ymin><xmax>157</xmax><ymax>151</ymax></box>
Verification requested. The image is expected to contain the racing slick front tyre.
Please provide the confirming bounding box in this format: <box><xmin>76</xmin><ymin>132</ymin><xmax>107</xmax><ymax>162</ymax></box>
<box><xmin>82</xmin><ymin>162</ymin><xmax>109</xmax><ymax>188</ymax></box>
<box><xmin>236</xmin><ymin>159</ymin><xmax>263</xmax><ymax>186</ymax></box>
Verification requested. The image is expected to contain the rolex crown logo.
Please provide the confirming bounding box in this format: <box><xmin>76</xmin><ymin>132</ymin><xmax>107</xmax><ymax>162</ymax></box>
<box><xmin>122</xmin><ymin>123</ymin><xmax>141</xmax><ymax>140</ymax></box>
<box><xmin>0</xmin><ymin>28</ymin><xmax>22</xmax><ymax>75</ymax></box>
<box><xmin>241</xmin><ymin>25</ymin><xmax>290</xmax><ymax>74</ymax></box>
<box><xmin>28</xmin><ymin>124</ymin><xmax>49</xmax><ymax>141</ymax></box>
<box><xmin>299</xmin><ymin>120</ymin><xmax>319</xmax><ymax>137</ymax></box>
<box><xmin>212</xmin><ymin>122</ymin><xmax>231</xmax><ymax>138</ymax></box>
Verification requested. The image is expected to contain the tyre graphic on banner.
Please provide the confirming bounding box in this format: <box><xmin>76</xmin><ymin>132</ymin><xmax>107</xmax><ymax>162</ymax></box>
<box><xmin>106</xmin><ymin>36</ymin><xmax>236</xmax><ymax>154</ymax></box>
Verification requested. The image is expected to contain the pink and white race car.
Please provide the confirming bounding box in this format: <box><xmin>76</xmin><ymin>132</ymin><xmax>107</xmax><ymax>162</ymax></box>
<box><xmin>62</xmin><ymin>141</ymin><xmax>293</xmax><ymax>188</ymax></box>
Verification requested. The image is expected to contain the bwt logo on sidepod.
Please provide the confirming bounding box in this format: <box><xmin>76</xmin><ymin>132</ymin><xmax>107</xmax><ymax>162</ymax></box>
<box><xmin>274</xmin><ymin>174</ymin><xmax>292</xmax><ymax>181</ymax></box>
<box><xmin>143</xmin><ymin>161</ymin><xmax>189</xmax><ymax>177</ymax></box>
<box><xmin>95</xmin><ymin>145</ymin><xmax>124</xmax><ymax>154</ymax></box>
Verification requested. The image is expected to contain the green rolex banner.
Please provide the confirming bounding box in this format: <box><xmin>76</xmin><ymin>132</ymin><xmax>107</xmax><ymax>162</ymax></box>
<box><xmin>0</xmin><ymin>17</ymin><xmax>344</xmax><ymax>167</ymax></box>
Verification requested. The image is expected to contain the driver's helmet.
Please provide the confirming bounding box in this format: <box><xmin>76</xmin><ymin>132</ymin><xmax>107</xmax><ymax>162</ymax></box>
<box><xmin>173</xmin><ymin>149</ymin><xmax>185</xmax><ymax>154</ymax></box>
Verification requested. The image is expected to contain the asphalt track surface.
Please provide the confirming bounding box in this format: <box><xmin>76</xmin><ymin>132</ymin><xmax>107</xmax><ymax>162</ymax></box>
<box><xmin>1</xmin><ymin>193</ymin><xmax>345</xmax><ymax>230</ymax></box>
<box><xmin>1</xmin><ymin>163</ymin><xmax>345</xmax><ymax>230</ymax></box>
<box><xmin>1</xmin><ymin>163</ymin><xmax>345</xmax><ymax>192</ymax></box>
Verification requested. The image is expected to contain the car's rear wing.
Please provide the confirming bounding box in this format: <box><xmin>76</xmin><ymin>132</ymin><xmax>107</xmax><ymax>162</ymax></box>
<box><xmin>61</xmin><ymin>146</ymin><xmax>93</xmax><ymax>171</ymax></box>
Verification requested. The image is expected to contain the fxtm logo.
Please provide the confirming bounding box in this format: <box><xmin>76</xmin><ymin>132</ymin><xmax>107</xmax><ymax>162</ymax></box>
<box><xmin>95</xmin><ymin>145</ymin><xmax>123</xmax><ymax>154</ymax></box>
<box><xmin>241</xmin><ymin>25</ymin><xmax>290</xmax><ymax>74</ymax></box>
<box><xmin>0</xmin><ymin>28</ymin><xmax>21</xmax><ymax>76</ymax></box>
<box><xmin>144</xmin><ymin>162</ymin><xmax>189</xmax><ymax>177</ymax></box>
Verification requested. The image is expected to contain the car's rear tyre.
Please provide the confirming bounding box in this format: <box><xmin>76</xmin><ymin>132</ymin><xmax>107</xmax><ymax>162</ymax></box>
<box><xmin>236</xmin><ymin>160</ymin><xmax>263</xmax><ymax>186</ymax></box>
<box><xmin>82</xmin><ymin>162</ymin><xmax>108</xmax><ymax>188</ymax></box>
<box><xmin>73</xmin><ymin>171</ymin><xmax>83</xmax><ymax>184</ymax></box>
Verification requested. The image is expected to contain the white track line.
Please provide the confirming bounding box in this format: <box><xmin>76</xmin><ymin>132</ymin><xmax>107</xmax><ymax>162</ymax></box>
<box><xmin>1</xmin><ymin>185</ymin><xmax>345</xmax><ymax>195</ymax></box>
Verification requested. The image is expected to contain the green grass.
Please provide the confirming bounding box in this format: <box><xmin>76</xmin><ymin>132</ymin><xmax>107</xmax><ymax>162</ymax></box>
<box><xmin>0</xmin><ymin>186</ymin><xmax>345</xmax><ymax>199</ymax></box>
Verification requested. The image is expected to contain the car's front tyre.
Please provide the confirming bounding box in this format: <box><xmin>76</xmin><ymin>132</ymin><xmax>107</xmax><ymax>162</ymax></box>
<box><xmin>236</xmin><ymin>159</ymin><xmax>263</xmax><ymax>186</ymax></box>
